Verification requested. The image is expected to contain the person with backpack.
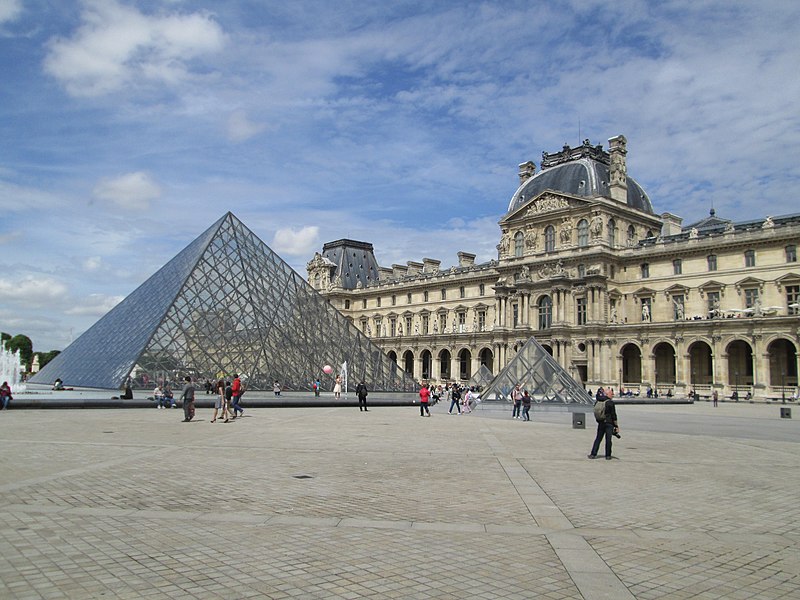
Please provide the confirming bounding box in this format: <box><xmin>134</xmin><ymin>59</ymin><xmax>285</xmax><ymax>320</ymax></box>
<box><xmin>511</xmin><ymin>384</ymin><xmax>523</xmax><ymax>419</ymax></box>
<box><xmin>356</xmin><ymin>379</ymin><xmax>369</xmax><ymax>411</ymax></box>
<box><xmin>588</xmin><ymin>386</ymin><xmax>619</xmax><ymax>460</ymax></box>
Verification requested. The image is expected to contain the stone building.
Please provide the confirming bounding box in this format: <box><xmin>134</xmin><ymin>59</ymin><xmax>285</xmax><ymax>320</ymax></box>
<box><xmin>308</xmin><ymin>136</ymin><xmax>800</xmax><ymax>400</ymax></box>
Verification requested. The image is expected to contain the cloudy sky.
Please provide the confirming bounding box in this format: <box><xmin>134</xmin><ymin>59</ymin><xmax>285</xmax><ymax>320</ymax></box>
<box><xmin>1</xmin><ymin>0</ymin><xmax>799</xmax><ymax>352</ymax></box>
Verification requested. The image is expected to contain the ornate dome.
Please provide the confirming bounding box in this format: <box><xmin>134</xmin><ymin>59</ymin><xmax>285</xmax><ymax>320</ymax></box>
<box><xmin>507</xmin><ymin>139</ymin><xmax>654</xmax><ymax>216</ymax></box>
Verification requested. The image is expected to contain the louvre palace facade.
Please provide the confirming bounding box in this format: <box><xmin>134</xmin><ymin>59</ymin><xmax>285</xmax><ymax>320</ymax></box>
<box><xmin>307</xmin><ymin>135</ymin><xmax>800</xmax><ymax>399</ymax></box>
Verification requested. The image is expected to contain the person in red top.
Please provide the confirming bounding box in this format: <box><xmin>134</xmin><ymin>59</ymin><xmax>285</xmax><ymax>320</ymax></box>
<box><xmin>419</xmin><ymin>383</ymin><xmax>431</xmax><ymax>417</ymax></box>
<box><xmin>230</xmin><ymin>374</ymin><xmax>244</xmax><ymax>418</ymax></box>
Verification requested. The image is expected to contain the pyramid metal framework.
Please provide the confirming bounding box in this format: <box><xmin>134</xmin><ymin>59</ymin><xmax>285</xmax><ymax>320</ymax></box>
<box><xmin>31</xmin><ymin>213</ymin><xmax>420</xmax><ymax>393</ymax></box>
<box><xmin>479</xmin><ymin>336</ymin><xmax>592</xmax><ymax>404</ymax></box>
<box><xmin>467</xmin><ymin>364</ymin><xmax>494</xmax><ymax>390</ymax></box>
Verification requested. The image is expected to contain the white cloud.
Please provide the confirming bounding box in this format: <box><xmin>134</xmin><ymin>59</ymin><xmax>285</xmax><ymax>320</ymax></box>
<box><xmin>0</xmin><ymin>0</ymin><xmax>21</xmax><ymax>24</ymax></box>
<box><xmin>227</xmin><ymin>109</ymin><xmax>267</xmax><ymax>143</ymax></box>
<box><xmin>83</xmin><ymin>256</ymin><xmax>103</xmax><ymax>271</ymax></box>
<box><xmin>93</xmin><ymin>171</ymin><xmax>161</xmax><ymax>210</ymax></box>
<box><xmin>43</xmin><ymin>0</ymin><xmax>225</xmax><ymax>97</ymax></box>
<box><xmin>271</xmin><ymin>226</ymin><xmax>319</xmax><ymax>256</ymax></box>
<box><xmin>0</xmin><ymin>276</ymin><xmax>68</xmax><ymax>307</ymax></box>
<box><xmin>65</xmin><ymin>293</ymin><xmax>123</xmax><ymax>316</ymax></box>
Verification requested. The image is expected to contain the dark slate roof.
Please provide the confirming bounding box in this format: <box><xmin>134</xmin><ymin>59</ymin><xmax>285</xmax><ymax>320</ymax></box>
<box><xmin>321</xmin><ymin>239</ymin><xmax>381</xmax><ymax>289</ymax></box>
<box><xmin>507</xmin><ymin>158</ymin><xmax>654</xmax><ymax>216</ymax></box>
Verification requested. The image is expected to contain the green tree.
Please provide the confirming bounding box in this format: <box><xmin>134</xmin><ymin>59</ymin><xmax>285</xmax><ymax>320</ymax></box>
<box><xmin>36</xmin><ymin>350</ymin><xmax>61</xmax><ymax>370</ymax></box>
<box><xmin>6</xmin><ymin>334</ymin><xmax>33</xmax><ymax>370</ymax></box>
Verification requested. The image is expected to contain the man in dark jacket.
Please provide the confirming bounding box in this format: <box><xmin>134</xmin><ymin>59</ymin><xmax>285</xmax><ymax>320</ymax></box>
<box><xmin>180</xmin><ymin>376</ymin><xmax>196</xmax><ymax>422</ymax></box>
<box><xmin>588</xmin><ymin>393</ymin><xmax>619</xmax><ymax>460</ymax></box>
<box><xmin>356</xmin><ymin>379</ymin><xmax>368</xmax><ymax>411</ymax></box>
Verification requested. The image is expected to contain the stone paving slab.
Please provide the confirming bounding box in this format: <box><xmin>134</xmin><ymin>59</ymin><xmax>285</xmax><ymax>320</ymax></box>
<box><xmin>0</xmin><ymin>402</ymin><xmax>798</xmax><ymax>599</ymax></box>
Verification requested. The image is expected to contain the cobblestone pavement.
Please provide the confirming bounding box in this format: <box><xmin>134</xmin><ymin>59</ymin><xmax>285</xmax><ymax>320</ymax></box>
<box><xmin>0</xmin><ymin>402</ymin><xmax>798</xmax><ymax>599</ymax></box>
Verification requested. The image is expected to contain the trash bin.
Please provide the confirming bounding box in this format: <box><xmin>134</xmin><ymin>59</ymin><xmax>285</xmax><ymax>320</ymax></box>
<box><xmin>781</xmin><ymin>407</ymin><xmax>792</xmax><ymax>419</ymax></box>
<box><xmin>572</xmin><ymin>412</ymin><xmax>586</xmax><ymax>429</ymax></box>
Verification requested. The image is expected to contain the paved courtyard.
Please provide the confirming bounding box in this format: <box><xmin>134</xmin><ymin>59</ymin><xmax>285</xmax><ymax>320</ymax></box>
<box><xmin>0</xmin><ymin>400</ymin><xmax>798</xmax><ymax>599</ymax></box>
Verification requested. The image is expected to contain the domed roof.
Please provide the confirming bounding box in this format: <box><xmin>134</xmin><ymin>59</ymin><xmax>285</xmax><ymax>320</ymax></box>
<box><xmin>507</xmin><ymin>141</ymin><xmax>654</xmax><ymax>216</ymax></box>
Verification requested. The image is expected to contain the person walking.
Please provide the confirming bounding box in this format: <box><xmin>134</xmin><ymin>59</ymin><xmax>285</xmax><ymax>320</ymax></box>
<box><xmin>180</xmin><ymin>376</ymin><xmax>196</xmax><ymax>422</ymax></box>
<box><xmin>419</xmin><ymin>383</ymin><xmax>431</xmax><ymax>417</ymax></box>
<box><xmin>356</xmin><ymin>379</ymin><xmax>369</xmax><ymax>411</ymax></box>
<box><xmin>211</xmin><ymin>378</ymin><xmax>228</xmax><ymax>423</ymax></box>
<box><xmin>230</xmin><ymin>374</ymin><xmax>244</xmax><ymax>418</ymax></box>
<box><xmin>511</xmin><ymin>384</ymin><xmax>523</xmax><ymax>419</ymax></box>
<box><xmin>712</xmin><ymin>389</ymin><xmax>718</xmax><ymax>407</ymax></box>
<box><xmin>448</xmin><ymin>384</ymin><xmax>461</xmax><ymax>414</ymax></box>
<box><xmin>521</xmin><ymin>390</ymin><xmax>531</xmax><ymax>421</ymax></box>
<box><xmin>1</xmin><ymin>381</ymin><xmax>12</xmax><ymax>410</ymax></box>
<box><xmin>588</xmin><ymin>389</ymin><xmax>619</xmax><ymax>460</ymax></box>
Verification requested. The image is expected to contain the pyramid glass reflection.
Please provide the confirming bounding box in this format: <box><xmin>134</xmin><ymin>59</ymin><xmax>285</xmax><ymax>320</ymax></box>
<box><xmin>479</xmin><ymin>337</ymin><xmax>591</xmax><ymax>404</ymax></box>
<box><xmin>31</xmin><ymin>213</ymin><xmax>419</xmax><ymax>392</ymax></box>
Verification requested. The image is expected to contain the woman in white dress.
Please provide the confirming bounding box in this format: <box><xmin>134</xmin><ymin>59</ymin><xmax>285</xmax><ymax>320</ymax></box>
<box><xmin>333</xmin><ymin>375</ymin><xmax>342</xmax><ymax>400</ymax></box>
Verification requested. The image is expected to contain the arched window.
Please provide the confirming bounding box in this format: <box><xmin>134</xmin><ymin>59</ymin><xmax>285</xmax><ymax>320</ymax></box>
<box><xmin>514</xmin><ymin>231</ymin><xmax>524</xmax><ymax>257</ymax></box>
<box><xmin>538</xmin><ymin>295</ymin><xmax>552</xmax><ymax>330</ymax></box>
<box><xmin>577</xmin><ymin>219</ymin><xmax>589</xmax><ymax>247</ymax></box>
<box><xmin>627</xmin><ymin>225</ymin><xmax>636</xmax><ymax>244</ymax></box>
<box><xmin>545</xmin><ymin>225</ymin><xmax>556</xmax><ymax>252</ymax></box>
<box><xmin>608</xmin><ymin>218</ymin><xmax>617</xmax><ymax>246</ymax></box>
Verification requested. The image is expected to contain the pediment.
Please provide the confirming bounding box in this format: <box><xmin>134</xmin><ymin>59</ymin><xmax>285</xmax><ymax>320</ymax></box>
<box><xmin>735</xmin><ymin>276</ymin><xmax>764</xmax><ymax>288</ymax></box>
<box><xmin>500</xmin><ymin>191</ymin><xmax>586</xmax><ymax>224</ymax></box>
<box><xmin>633</xmin><ymin>286</ymin><xmax>657</xmax><ymax>298</ymax></box>
<box><xmin>775</xmin><ymin>272</ymin><xmax>800</xmax><ymax>288</ymax></box>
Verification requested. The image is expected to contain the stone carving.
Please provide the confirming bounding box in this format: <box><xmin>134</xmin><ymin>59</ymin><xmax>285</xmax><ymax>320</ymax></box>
<box><xmin>689</xmin><ymin>227</ymin><xmax>699</xmax><ymax>238</ymax></box>
<box><xmin>537</xmin><ymin>260</ymin><xmax>566</xmax><ymax>279</ymax></box>
<box><xmin>642</xmin><ymin>303</ymin><xmax>651</xmax><ymax>322</ymax></box>
<box><xmin>559</xmin><ymin>218</ymin><xmax>572</xmax><ymax>244</ymax></box>
<box><xmin>519</xmin><ymin>265</ymin><xmax>532</xmax><ymax>282</ymax></box>
<box><xmin>525</xmin><ymin>226</ymin><xmax>538</xmax><ymax>250</ymax></box>
<box><xmin>497</xmin><ymin>229</ymin><xmax>511</xmax><ymax>258</ymax></box>
<box><xmin>610</xmin><ymin>305</ymin><xmax>618</xmax><ymax>323</ymax></box>
<box><xmin>525</xmin><ymin>193</ymin><xmax>569</xmax><ymax>215</ymax></box>
<box><xmin>724</xmin><ymin>222</ymin><xmax>735</xmax><ymax>232</ymax></box>
<box><xmin>762</xmin><ymin>216</ymin><xmax>774</xmax><ymax>229</ymax></box>
<box><xmin>590</xmin><ymin>213</ymin><xmax>603</xmax><ymax>238</ymax></box>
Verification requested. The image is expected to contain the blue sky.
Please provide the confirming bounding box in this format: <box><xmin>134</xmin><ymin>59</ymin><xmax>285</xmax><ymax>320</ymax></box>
<box><xmin>1</xmin><ymin>0</ymin><xmax>799</xmax><ymax>352</ymax></box>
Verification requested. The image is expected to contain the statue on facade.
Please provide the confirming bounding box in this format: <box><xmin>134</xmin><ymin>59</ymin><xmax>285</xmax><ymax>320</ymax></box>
<box><xmin>642</xmin><ymin>303</ymin><xmax>651</xmax><ymax>322</ymax></box>
<box><xmin>559</xmin><ymin>218</ymin><xmax>572</xmax><ymax>244</ymax></box>
<box><xmin>610</xmin><ymin>305</ymin><xmax>618</xmax><ymax>324</ymax></box>
<box><xmin>497</xmin><ymin>230</ymin><xmax>511</xmax><ymax>257</ymax></box>
<box><xmin>590</xmin><ymin>213</ymin><xmax>603</xmax><ymax>238</ymax></box>
<box><xmin>673</xmin><ymin>299</ymin><xmax>684</xmax><ymax>320</ymax></box>
<box><xmin>525</xmin><ymin>226</ymin><xmax>538</xmax><ymax>250</ymax></box>
<box><xmin>519</xmin><ymin>265</ymin><xmax>531</xmax><ymax>282</ymax></box>
<box><xmin>689</xmin><ymin>227</ymin><xmax>699</xmax><ymax>239</ymax></box>
<box><xmin>762</xmin><ymin>216</ymin><xmax>775</xmax><ymax>229</ymax></box>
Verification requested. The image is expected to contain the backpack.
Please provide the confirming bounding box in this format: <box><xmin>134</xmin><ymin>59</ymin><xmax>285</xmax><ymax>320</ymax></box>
<box><xmin>593</xmin><ymin>399</ymin><xmax>607</xmax><ymax>422</ymax></box>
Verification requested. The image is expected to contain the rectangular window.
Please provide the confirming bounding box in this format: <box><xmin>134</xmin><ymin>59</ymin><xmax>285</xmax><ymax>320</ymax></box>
<box><xmin>577</xmin><ymin>264</ymin><xmax>586</xmax><ymax>278</ymax></box>
<box><xmin>744</xmin><ymin>250</ymin><xmax>756</xmax><ymax>267</ymax></box>
<box><xmin>479</xmin><ymin>283</ymin><xmax>485</xmax><ymax>296</ymax></box>
<box><xmin>422</xmin><ymin>314</ymin><xmax>429</xmax><ymax>334</ymax></box>
<box><xmin>423</xmin><ymin>291</ymin><xmax>429</xmax><ymax>302</ymax></box>
<box><xmin>362</xmin><ymin>299</ymin><xmax>367</xmax><ymax>309</ymax></box>
<box><xmin>405</xmin><ymin>316</ymin><xmax>412</xmax><ymax>334</ymax></box>
<box><xmin>478</xmin><ymin>310</ymin><xmax>486</xmax><ymax>331</ymax></box>
<box><xmin>512</xmin><ymin>303</ymin><xmax>519</xmax><ymax>327</ymax></box>
<box><xmin>458</xmin><ymin>312</ymin><xmax>466</xmax><ymax>332</ymax></box>
<box><xmin>459</xmin><ymin>286</ymin><xmax>465</xmax><ymax>299</ymax></box>
<box><xmin>377</xmin><ymin>297</ymin><xmax>382</xmax><ymax>308</ymax></box>
<box><xmin>787</xmin><ymin>245</ymin><xmax>797</xmax><ymax>263</ymax></box>
<box><xmin>707</xmin><ymin>291</ymin><xmax>721</xmax><ymax>317</ymax></box>
<box><xmin>344</xmin><ymin>300</ymin><xmax>350</xmax><ymax>309</ymax></box>
<box><xmin>439</xmin><ymin>314</ymin><xmax>446</xmax><ymax>333</ymax></box>
<box><xmin>441</xmin><ymin>289</ymin><xmax>446</xmax><ymax>300</ymax></box>
<box><xmin>389</xmin><ymin>318</ymin><xmax>396</xmax><ymax>337</ymax></box>
<box><xmin>375</xmin><ymin>318</ymin><xmax>382</xmax><ymax>337</ymax></box>
<box><xmin>407</xmin><ymin>293</ymin><xmax>412</xmax><ymax>304</ymax></box>
<box><xmin>707</xmin><ymin>255</ymin><xmax>717</xmax><ymax>271</ymax></box>
<box><xmin>576</xmin><ymin>297</ymin><xmax>587</xmax><ymax>325</ymax></box>
<box><xmin>391</xmin><ymin>295</ymin><xmax>396</xmax><ymax>306</ymax></box>
<box><xmin>787</xmin><ymin>285</ymin><xmax>800</xmax><ymax>315</ymax></box>
<box><xmin>673</xmin><ymin>259</ymin><xmax>682</xmax><ymax>275</ymax></box>
<box><xmin>641</xmin><ymin>263</ymin><xmax>650</xmax><ymax>279</ymax></box>
<box><xmin>744</xmin><ymin>288</ymin><xmax>759</xmax><ymax>309</ymax></box>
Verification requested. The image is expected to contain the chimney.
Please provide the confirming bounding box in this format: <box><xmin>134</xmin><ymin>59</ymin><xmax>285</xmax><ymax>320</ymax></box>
<box><xmin>458</xmin><ymin>252</ymin><xmax>476</xmax><ymax>268</ymax></box>
<box><xmin>608</xmin><ymin>135</ymin><xmax>628</xmax><ymax>204</ymax></box>
<box><xmin>660</xmin><ymin>212</ymin><xmax>683</xmax><ymax>237</ymax></box>
<box><xmin>422</xmin><ymin>258</ymin><xmax>441</xmax><ymax>273</ymax></box>
<box><xmin>406</xmin><ymin>261</ymin><xmax>423</xmax><ymax>275</ymax></box>
<box><xmin>518</xmin><ymin>161</ymin><xmax>536</xmax><ymax>185</ymax></box>
<box><xmin>391</xmin><ymin>264</ymin><xmax>408</xmax><ymax>278</ymax></box>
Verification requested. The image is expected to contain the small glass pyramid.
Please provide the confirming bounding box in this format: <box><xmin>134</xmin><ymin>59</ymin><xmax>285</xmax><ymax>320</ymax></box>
<box><xmin>31</xmin><ymin>213</ymin><xmax>419</xmax><ymax>393</ymax></box>
<box><xmin>479</xmin><ymin>336</ymin><xmax>591</xmax><ymax>404</ymax></box>
<box><xmin>467</xmin><ymin>364</ymin><xmax>494</xmax><ymax>390</ymax></box>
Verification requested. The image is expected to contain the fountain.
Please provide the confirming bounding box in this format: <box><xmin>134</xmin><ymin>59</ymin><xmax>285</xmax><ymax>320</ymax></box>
<box><xmin>0</xmin><ymin>341</ymin><xmax>26</xmax><ymax>393</ymax></box>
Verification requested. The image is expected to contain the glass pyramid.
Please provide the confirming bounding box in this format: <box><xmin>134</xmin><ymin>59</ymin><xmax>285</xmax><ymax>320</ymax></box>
<box><xmin>467</xmin><ymin>364</ymin><xmax>494</xmax><ymax>390</ymax></box>
<box><xmin>31</xmin><ymin>213</ymin><xmax>419</xmax><ymax>393</ymax></box>
<box><xmin>478</xmin><ymin>336</ymin><xmax>591</xmax><ymax>404</ymax></box>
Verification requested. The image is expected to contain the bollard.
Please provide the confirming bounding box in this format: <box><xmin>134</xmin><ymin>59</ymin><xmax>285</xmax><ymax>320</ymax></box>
<box><xmin>780</xmin><ymin>407</ymin><xmax>792</xmax><ymax>419</ymax></box>
<box><xmin>572</xmin><ymin>412</ymin><xmax>585</xmax><ymax>429</ymax></box>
